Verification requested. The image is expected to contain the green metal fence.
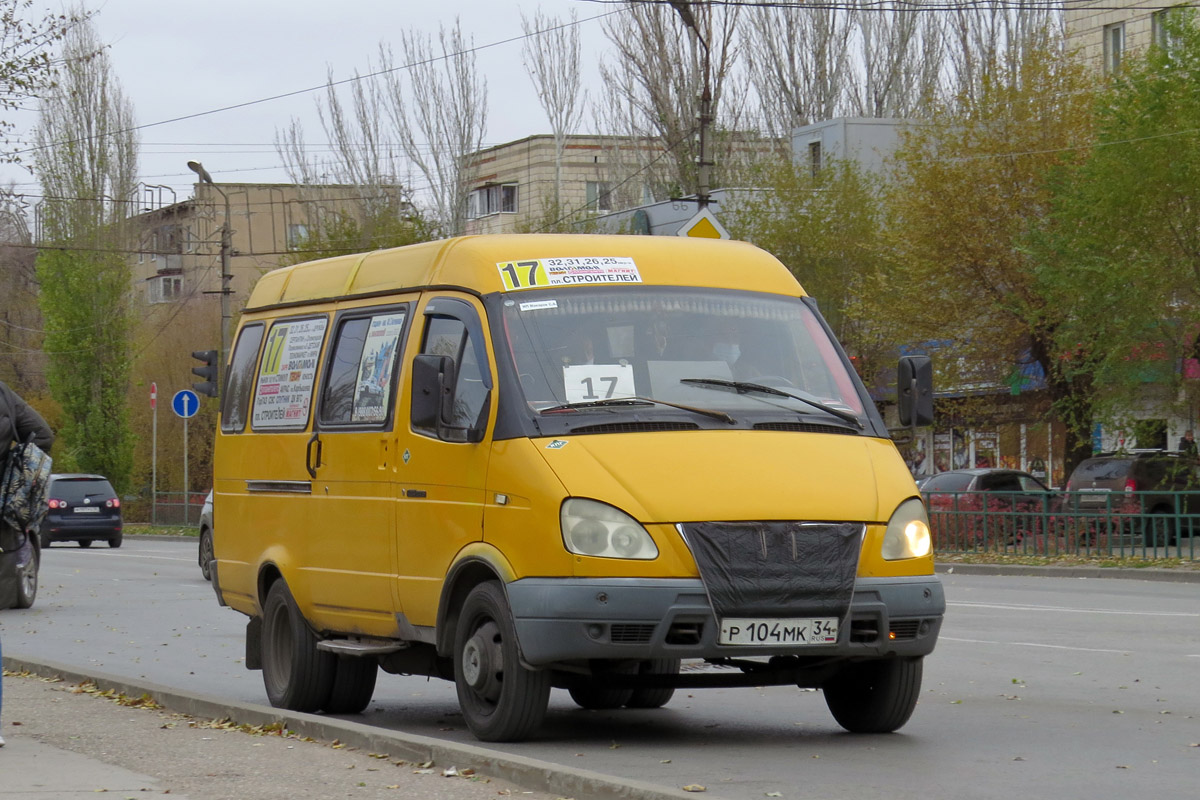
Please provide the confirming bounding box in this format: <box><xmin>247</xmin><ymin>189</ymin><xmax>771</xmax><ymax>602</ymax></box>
<box><xmin>927</xmin><ymin>489</ymin><xmax>1199</xmax><ymax>559</ymax></box>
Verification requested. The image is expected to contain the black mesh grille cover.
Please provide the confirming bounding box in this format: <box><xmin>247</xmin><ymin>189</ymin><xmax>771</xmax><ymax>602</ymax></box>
<box><xmin>680</xmin><ymin>521</ymin><xmax>862</xmax><ymax>619</ymax></box>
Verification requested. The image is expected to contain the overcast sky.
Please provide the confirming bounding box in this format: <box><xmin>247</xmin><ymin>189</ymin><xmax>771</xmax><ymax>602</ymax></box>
<box><xmin>8</xmin><ymin>0</ymin><xmax>617</xmax><ymax>205</ymax></box>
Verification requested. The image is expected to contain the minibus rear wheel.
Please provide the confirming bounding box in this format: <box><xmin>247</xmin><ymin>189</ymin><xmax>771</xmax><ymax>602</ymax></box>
<box><xmin>625</xmin><ymin>658</ymin><xmax>681</xmax><ymax>709</ymax></box>
<box><xmin>823</xmin><ymin>656</ymin><xmax>922</xmax><ymax>733</ymax></box>
<box><xmin>324</xmin><ymin>655</ymin><xmax>378</xmax><ymax>715</ymax></box>
<box><xmin>454</xmin><ymin>581</ymin><xmax>550</xmax><ymax>742</ymax></box>
<box><xmin>261</xmin><ymin>580</ymin><xmax>335</xmax><ymax>712</ymax></box>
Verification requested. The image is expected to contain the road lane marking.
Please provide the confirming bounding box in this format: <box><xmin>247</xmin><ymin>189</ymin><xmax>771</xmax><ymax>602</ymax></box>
<box><xmin>941</xmin><ymin>636</ymin><xmax>1132</xmax><ymax>654</ymax></box>
<box><xmin>949</xmin><ymin>601</ymin><xmax>1199</xmax><ymax>618</ymax></box>
<box><xmin>44</xmin><ymin>551</ymin><xmax>193</xmax><ymax>563</ymax></box>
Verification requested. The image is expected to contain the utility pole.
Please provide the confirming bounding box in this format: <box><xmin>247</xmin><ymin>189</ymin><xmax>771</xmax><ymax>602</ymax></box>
<box><xmin>186</xmin><ymin>160</ymin><xmax>233</xmax><ymax>384</ymax></box>
<box><xmin>671</xmin><ymin>1</ymin><xmax>712</xmax><ymax>209</ymax></box>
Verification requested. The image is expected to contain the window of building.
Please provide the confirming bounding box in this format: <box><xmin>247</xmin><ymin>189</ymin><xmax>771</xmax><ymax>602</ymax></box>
<box><xmin>287</xmin><ymin>223</ymin><xmax>309</xmax><ymax>250</ymax></box>
<box><xmin>146</xmin><ymin>274</ymin><xmax>182</xmax><ymax>304</ymax></box>
<box><xmin>1104</xmin><ymin>22</ymin><xmax>1125</xmax><ymax>73</ymax></box>
<box><xmin>1153</xmin><ymin>8</ymin><xmax>1184</xmax><ymax>54</ymax></box>
<box><xmin>467</xmin><ymin>183</ymin><xmax>518</xmax><ymax>219</ymax></box>
<box><xmin>808</xmin><ymin>141</ymin><xmax>822</xmax><ymax>177</ymax></box>
<box><xmin>586</xmin><ymin>181</ymin><xmax>612</xmax><ymax>212</ymax></box>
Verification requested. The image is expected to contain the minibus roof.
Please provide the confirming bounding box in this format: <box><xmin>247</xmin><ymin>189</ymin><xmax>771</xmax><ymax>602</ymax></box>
<box><xmin>244</xmin><ymin>234</ymin><xmax>806</xmax><ymax>311</ymax></box>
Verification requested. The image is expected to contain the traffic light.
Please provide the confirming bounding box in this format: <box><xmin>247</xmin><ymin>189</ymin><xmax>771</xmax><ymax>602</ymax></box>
<box><xmin>192</xmin><ymin>349</ymin><xmax>219</xmax><ymax>397</ymax></box>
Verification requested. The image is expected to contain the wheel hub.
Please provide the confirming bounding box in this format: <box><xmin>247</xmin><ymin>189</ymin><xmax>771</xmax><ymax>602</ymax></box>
<box><xmin>461</xmin><ymin>621</ymin><xmax>503</xmax><ymax>701</ymax></box>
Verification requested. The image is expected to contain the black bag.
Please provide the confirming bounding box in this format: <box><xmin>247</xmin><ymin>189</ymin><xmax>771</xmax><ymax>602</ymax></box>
<box><xmin>0</xmin><ymin>437</ymin><xmax>53</xmax><ymax>534</ymax></box>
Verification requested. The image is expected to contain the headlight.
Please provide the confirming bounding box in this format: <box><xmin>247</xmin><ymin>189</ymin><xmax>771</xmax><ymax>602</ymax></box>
<box><xmin>561</xmin><ymin>498</ymin><xmax>658</xmax><ymax>560</ymax></box>
<box><xmin>882</xmin><ymin>498</ymin><xmax>932</xmax><ymax>560</ymax></box>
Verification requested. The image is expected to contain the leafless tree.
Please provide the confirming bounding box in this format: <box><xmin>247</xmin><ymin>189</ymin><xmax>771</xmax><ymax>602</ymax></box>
<box><xmin>850</xmin><ymin>5</ymin><xmax>944</xmax><ymax>119</ymax></box>
<box><xmin>743</xmin><ymin>6</ymin><xmax>855</xmax><ymax>137</ymax></box>
<box><xmin>0</xmin><ymin>188</ymin><xmax>45</xmax><ymax>393</ymax></box>
<box><xmin>942</xmin><ymin>3</ymin><xmax>1063</xmax><ymax>110</ymax></box>
<box><xmin>276</xmin><ymin>67</ymin><xmax>404</xmax><ymax>219</ymax></box>
<box><xmin>598</xmin><ymin>1</ymin><xmax>741</xmax><ymax>199</ymax></box>
<box><xmin>379</xmin><ymin>18</ymin><xmax>488</xmax><ymax>237</ymax></box>
<box><xmin>521</xmin><ymin>8</ymin><xmax>586</xmax><ymax>214</ymax></box>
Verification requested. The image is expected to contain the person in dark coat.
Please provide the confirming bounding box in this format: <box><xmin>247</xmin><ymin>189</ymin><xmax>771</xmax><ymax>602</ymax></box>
<box><xmin>0</xmin><ymin>379</ymin><xmax>54</xmax><ymax>747</ymax></box>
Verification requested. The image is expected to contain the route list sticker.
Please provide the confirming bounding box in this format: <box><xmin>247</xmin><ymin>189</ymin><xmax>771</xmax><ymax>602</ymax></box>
<box><xmin>497</xmin><ymin>257</ymin><xmax>642</xmax><ymax>291</ymax></box>
<box><xmin>252</xmin><ymin>317</ymin><xmax>329</xmax><ymax>429</ymax></box>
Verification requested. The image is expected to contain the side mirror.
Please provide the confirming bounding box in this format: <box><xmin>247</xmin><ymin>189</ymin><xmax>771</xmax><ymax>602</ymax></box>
<box><xmin>897</xmin><ymin>355</ymin><xmax>933</xmax><ymax>427</ymax></box>
<box><xmin>412</xmin><ymin>354</ymin><xmax>456</xmax><ymax>432</ymax></box>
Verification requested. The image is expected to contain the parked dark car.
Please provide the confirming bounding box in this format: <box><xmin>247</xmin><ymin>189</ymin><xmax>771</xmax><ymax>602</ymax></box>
<box><xmin>921</xmin><ymin>468</ymin><xmax>1059</xmax><ymax>549</ymax></box>
<box><xmin>198</xmin><ymin>489</ymin><xmax>213</xmax><ymax>580</ymax></box>
<box><xmin>38</xmin><ymin>473</ymin><xmax>123</xmax><ymax>548</ymax></box>
<box><xmin>1064</xmin><ymin>451</ymin><xmax>1200</xmax><ymax>545</ymax></box>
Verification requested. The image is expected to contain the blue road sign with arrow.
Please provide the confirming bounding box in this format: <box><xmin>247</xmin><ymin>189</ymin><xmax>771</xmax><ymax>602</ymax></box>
<box><xmin>172</xmin><ymin>389</ymin><xmax>200</xmax><ymax>419</ymax></box>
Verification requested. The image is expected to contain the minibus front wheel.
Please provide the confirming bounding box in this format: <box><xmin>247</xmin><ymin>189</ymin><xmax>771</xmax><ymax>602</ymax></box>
<box><xmin>823</xmin><ymin>656</ymin><xmax>923</xmax><ymax>733</ymax></box>
<box><xmin>261</xmin><ymin>580</ymin><xmax>335</xmax><ymax>712</ymax></box>
<box><xmin>454</xmin><ymin>581</ymin><xmax>550</xmax><ymax>742</ymax></box>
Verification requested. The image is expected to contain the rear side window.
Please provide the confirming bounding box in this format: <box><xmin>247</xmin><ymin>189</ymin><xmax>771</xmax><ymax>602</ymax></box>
<box><xmin>1075</xmin><ymin>459</ymin><xmax>1130</xmax><ymax>482</ymax></box>
<box><xmin>222</xmin><ymin>323</ymin><xmax>265</xmax><ymax>433</ymax></box>
<box><xmin>50</xmin><ymin>477</ymin><xmax>116</xmax><ymax>502</ymax></box>
<box><xmin>978</xmin><ymin>473</ymin><xmax>1021</xmax><ymax>492</ymax></box>
<box><xmin>320</xmin><ymin>309</ymin><xmax>408</xmax><ymax>427</ymax></box>
<box><xmin>251</xmin><ymin>316</ymin><xmax>329</xmax><ymax>431</ymax></box>
<box><xmin>923</xmin><ymin>473</ymin><xmax>973</xmax><ymax>492</ymax></box>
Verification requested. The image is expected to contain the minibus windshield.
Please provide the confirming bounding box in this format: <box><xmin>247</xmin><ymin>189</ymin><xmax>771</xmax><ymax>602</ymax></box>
<box><xmin>500</xmin><ymin>287</ymin><xmax>865</xmax><ymax>425</ymax></box>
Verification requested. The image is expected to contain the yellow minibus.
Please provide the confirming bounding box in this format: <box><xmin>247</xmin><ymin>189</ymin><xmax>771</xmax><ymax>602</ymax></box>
<box><xmin>210</xmin><ymin>234</ymin><xmax>941</xmax><ymax>742</ymax></box>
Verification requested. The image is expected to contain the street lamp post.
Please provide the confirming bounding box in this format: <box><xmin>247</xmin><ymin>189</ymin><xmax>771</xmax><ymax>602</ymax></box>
<box><xmin>186</xmin><ymin>160</ymin><xmax>232</xmax><ymax>378</ymax></box>
<box><xmin>670</xmin><ymin>1</ymin><xmax>712</xmax><ymax>209</ymax></box>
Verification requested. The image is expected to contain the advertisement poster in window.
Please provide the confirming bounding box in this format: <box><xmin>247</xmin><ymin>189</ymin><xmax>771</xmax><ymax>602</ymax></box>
<box><xmin>253</xmin><ymin>318</ymin><xmax>329</xmax><ymax>429</ymax></box>
<box><xmin>353</xmin><ymin>312</ymin><xmax>406</xmax><ymax>423</ymax></box>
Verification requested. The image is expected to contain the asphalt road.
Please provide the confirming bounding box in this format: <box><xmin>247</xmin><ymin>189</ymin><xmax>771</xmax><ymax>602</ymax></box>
<box><xmin>5</xmin><ymin>538</ymin><xmax>1199</xmax><ymax>800</ymax></box>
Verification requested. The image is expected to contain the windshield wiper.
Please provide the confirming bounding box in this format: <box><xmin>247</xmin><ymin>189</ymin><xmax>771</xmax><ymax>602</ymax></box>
<box><xmin>539</xmin><ymin>396</ymin><xmax>736</xmax><ymax>424</ymax></box>
<box><xmin>679</xmin><ymin>378</ymin><xmax>863</xmax><ymax>428</ymax></box>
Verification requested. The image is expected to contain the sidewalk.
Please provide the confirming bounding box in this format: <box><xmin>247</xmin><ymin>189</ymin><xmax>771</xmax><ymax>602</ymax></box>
<box><xmin>1</xmin><ymin>670</ymin><xmax>567</xmax><ymax>800</ymax></box>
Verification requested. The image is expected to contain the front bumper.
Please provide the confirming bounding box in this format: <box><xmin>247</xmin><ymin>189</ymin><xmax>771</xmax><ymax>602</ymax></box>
<box><xmin>506</xmin><ymin>575</ymin><xmax>944</xmax><ymax>666</ymax></box>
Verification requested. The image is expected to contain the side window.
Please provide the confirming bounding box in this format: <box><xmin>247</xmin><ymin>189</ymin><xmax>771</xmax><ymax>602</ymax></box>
<box><xmin>414</xmin><ymin>311</ymin><xmax>491</xmax><ymax>437</ymax></box>
<box><xmin>250</xmin><ymin>316</ymin><xmax>329</xmax><ymax>430</ymax></box>
<box><xmin>221</xmin><ymin>323</ymin><xmax>265</xmax><ymax>433</ymax></box>
<box><xmin>320</xmin><ymin>310</ymin><xmax>407</xmax><ymax>426</ymax></box>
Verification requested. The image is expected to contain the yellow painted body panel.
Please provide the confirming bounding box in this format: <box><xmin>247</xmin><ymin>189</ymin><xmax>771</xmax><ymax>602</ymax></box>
<box><xmin>245</xmin><ymin>234</ymin><xmax>805</xmax><ymax>311</ymax></box>
<box><xmin>216</xmin><ymin>234</ymin><xmax>931</xmax><ymax>646</ymax></box>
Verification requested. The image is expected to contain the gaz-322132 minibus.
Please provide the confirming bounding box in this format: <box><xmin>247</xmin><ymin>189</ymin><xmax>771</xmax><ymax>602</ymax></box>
<box><xmin>208</xmin><ymin>234</ymin><xmax>942</xmax><ymax>742</ymax></box>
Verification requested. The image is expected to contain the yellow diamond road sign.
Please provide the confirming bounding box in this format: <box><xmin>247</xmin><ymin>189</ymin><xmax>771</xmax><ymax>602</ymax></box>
<box><xmin>678</xmin><ymin>208</ymin><xmax>730</xmax><ymax>240</ymax></box>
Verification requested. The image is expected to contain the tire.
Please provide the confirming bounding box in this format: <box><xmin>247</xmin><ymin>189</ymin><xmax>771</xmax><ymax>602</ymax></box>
<box><xmin>198</xmin><ymin>528</ymin><xmax>214</xmax><ymax>581</ymax></box>
<box><xmin>324</xmin><ymin>655</ymin><xmax>378</xmax><ymax>715</ymax></box>
<box><xmin>15</xmin><ymin>547</ymin><xmax>38</xmax><ymax>609</ymax></box>
<box><xmin>39</xmin><ymin>531</ymin><xmax>51</xmax><ymax>549</ymax></box>
<box><xmin>108</xmin><ymin>533</ymin><xmax>123</xmax><ymax>548</ymax></box>
<box><xmin>824</xmin><ymin>657</ymin><xmax>923</xmax><ymax>734</ymax></box>
<box><xmin>568</xmin><ymin>683</ymin><xmax>634</xmax><ymax>710</ymax></box>
<box><xmin>454</xmin><ymin>581</ymin><xmax>550</xmax><ymax>742</ymax></box>
<box><xmin>78</xmin><ymin>539</ymin><xmax>92</xmax><ymax>548</ymax></box>
<box><xmin>261</xmin><ymin>580</ymin><xmax>335</xmax><ymax>712</ymax></box>
<box><xmin>626</xmin><ymin>658</ymin><xmax>681</xmax><ymax>709</ymax></box>
<box><xmin>1146</xmin><ymin>511</ymin><xmax>1175</xmax><ymax>548</ymax></box>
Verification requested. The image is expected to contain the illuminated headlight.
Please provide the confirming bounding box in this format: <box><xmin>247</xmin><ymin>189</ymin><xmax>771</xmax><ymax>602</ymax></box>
<box><xmin>561</xmin><ymin>499</ymin><xmax>658</xmax><ymax>560</ymax></box>
<box><xmin>882</xmin><ymin>498</ymin><xmax>932</xmax><ymax>560</ymax></box>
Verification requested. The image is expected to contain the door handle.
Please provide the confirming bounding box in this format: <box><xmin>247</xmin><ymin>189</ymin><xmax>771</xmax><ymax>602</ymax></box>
<box><xmin>305</xmin><ymin>432</ymin><xmax>322</xmax><ymax>478</ymax></box>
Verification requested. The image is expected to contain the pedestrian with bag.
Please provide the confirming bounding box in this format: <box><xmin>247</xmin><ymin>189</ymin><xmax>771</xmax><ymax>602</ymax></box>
<box><xmin>0</xmin><ymin>379</ymin><xmax>54</xmax><ymax>747</ymax></box>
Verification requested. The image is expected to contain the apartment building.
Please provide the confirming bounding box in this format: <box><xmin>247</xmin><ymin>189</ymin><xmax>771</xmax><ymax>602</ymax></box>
<box><xmin>1066</xmin><ymin>1</ymin><xmax>1194</xmax><ymax>71</ymax></box>
<box><xmin>463</xmin><ymin>134</ymin><xmax>667</xmax><ymax>235</ymax></box>
<box><xmin>130</xmin><ymin>183</ymin><xmax>372</xmax><ymax>312</ymax></box>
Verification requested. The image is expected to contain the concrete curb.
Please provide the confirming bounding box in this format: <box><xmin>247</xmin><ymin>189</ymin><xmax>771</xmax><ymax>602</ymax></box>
<box><xmin>4</xmin><ymin>656</ymin><xmax>705</xmax><ymax>800</ymax></box>
<box><xmin>935</xmin><ymin>562</ymin><xmax>1200</xmax><ymax>582</ymax></box>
